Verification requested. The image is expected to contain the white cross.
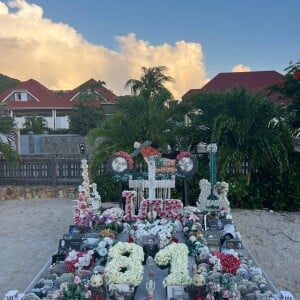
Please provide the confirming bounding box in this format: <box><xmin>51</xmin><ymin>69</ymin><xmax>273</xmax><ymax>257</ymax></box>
<box><xmin>129</xmin><ymin>156</ymin><xmax>175</xmax><ymax>199</ymax></box>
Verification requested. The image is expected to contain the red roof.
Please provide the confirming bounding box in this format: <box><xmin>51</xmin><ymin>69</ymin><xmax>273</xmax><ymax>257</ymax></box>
<box><xmin>62</xmin><ymin>78</ymin><xmax>117</xmax><ymax>103</ymax></box>
<box><xmin>0</xmin><ymin>78</ymin><xmax>118</xmax><ymax>110</ymax></box>
<box><xmin>182</xmin><ymin>71</ymin><xmax>290</xmax><ymax>105</ymax></box>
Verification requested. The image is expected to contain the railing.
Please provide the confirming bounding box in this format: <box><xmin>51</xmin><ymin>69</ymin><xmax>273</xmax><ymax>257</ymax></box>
<box><xmin>0</xmin><ymin>155</ymin><xmax>83</xmax><ymax>186</ymax></box>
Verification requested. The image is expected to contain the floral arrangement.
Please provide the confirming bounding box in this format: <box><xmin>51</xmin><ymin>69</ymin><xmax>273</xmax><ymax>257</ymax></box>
<box><xmin>176</xmin><ymin>151</ymin><xmax>193</xmax><ymax>160</ymax></box>
<box><xmin>132</xmin><ymin>219</ymin><xmax>175</xmax><ymax>248</ymax></box>
<box><xmin>104</xmin><ymin>242</ymin><xmax>144</xmax><ymax>286</ymax></box>
<box><xmin>164</xmin><ymin>199</ymin><xmax>183</xmax><ymax>219</ymax></box>
<box><xmin>138</xmin><ymin>199</ymin><xmax>163</xmax><ymax>219</ymax></box>
<box><xmin>100</xmin><ymin>228</ymin><xmax>116</xmax><ymax>239</ymax></box>
<box><xmin>95</xmin><ymin>207</ymin><xmax>124</xmax><ymax>232</ymax></box>
<box><xmin>181</xmin><ymin>212</ymin><xmax>209</xmax><ymax>259</ymax></box>
<box><xmin>100</xmin><ymin>207</ymin><xmax>124</xmax><ymax>222</ymax></box>
<box><xmin>141</xmin><ymin>146</ymin><xmax>161</xmax><ymax>158</ymax></box>
<box><xmin>94</xmin><ymin>236</ymin><xmax>114</xmax><ymax>266</ymax></box>
<box><xmin>154</xmin><ymin>243</ymin><xmax>192</xmax><ymax>287</ymax></box>
<box><xmin>79</xmin><ymin>159</ymin><xmax>101</xmax><ymax>208</ymax></box>
<box><xmin>74</xmin><ymin>191</ymin><xmax>94</xmax><ymax>227</ymax></box>
<box><xmin>55</xmin><ymin>276</ymin><xmax>91</xmax><ymax>300</ymax></box>
<box><xmin>154</xmin><ymin>157</ymin><xmax>177</xmax><ymax>173</ymax></box>
<box><xmin>214</xmin><ymin>181</ymin><xmax>229</xmax><ymax>195</ymax></box>
<box><xmin>210</xmin><ymin>252</ymin><xmax>240</xmax><ymax>275</ymax></box>
<box><xmin>114</xmin><ymin>151</ymin><xmax>134</xmax><ymax>170</ymax></box>
<box><xmin>122</xmin><ymin>190</ymin><xmax>138</xmax><ymax>221</ymax></box>
<box><xmin>74</xmin><ymin>159</ymin><xmax>101</xmax><ymax>227</ymax></box>
<box><xmin>64</xmin><ymin>250</ymin><xmax>94</xmax><ymax>273</ymax></box>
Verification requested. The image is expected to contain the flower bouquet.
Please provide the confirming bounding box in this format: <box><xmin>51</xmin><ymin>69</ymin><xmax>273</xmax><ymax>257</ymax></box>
<box><xmin>56</xmin><ymin>276</ymin><xmax>91</xmax><ymax>300</ymax></box>
<box><xmin>94</xmin><ymin>236</ymin><xmax>115</xmax><ymax>266</ymax></box>
<box><xmin>64</xmin><ymin>250</ymin><xmax>94</xmax><ymax>273</ymax></box>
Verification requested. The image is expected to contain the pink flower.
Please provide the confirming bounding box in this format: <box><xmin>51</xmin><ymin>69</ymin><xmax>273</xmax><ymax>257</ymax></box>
<box><xmin>85</xmin><ymin>290</ymin><xmax>92</xmax><ymax>298</ymax></box>
<box><xmin>189</xmin><ymin>213</ymin><xmax>199</xmax><ymax>222</ymax></box>
<box><xmin>74</xmin><ymin>276</ymin><xmax>81</xmax><ymax>284</ymax></box>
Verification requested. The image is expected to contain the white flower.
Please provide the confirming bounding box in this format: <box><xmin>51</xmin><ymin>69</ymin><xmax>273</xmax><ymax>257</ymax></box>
<box><xmin>189</xmin><ymin>235</ymin><xmax>197</xmax><ymax>243</ymax></box>
<box><xmin>97</xmin><ymin>247</ymin><xmax>108</xmax><ymax>257</ymax></box>
<box><xmin>104</xmin><ymin>242</ymin><xmax>144</xmax><ymax>286</ymax></box>
<box><xmin>98</xmin><ymin>240</ymin><xmax>107</xmax><ymax>248</ymax></box>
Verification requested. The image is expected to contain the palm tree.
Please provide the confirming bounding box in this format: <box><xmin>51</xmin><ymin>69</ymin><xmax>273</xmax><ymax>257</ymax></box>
<box><xmin>183</xmin><ymin>88</ymin><xmax>294</xmax><ymax>185</ymax></box>
<box><xmin>0</xmin><ymin>103</ymin><xmax>19</xmax><ymax>163</ymax></box>
<box><xmin>22</xmin><ymin>114</ymin><xmax>49</xmax><ymax>133</ymax></box>
<box><xmin>88</xmin><ymin>93</ymin><xmax>184</xmax><ymax>160</ymax></box>
<box><xmin>125</xmin><ymin>66</ymin><xmax>174</xmax><ymax>102</ymax></box>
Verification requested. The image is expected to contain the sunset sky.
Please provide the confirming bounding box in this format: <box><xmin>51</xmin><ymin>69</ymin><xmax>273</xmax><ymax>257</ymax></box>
<box><xmin>0</xmin><ymin>0</ymin><xmax>299</xmax><ymax>99</ymax></box>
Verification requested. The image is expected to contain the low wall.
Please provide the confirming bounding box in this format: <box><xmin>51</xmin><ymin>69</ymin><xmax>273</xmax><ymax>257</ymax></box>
<box><xmin>0</xmin><ymin>186</ymin><xmax>78</xmax><ymax>201</ymax></box>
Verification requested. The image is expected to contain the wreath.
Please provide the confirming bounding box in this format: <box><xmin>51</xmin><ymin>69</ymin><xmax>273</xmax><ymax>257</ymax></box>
<box><xmin>175</xmin><ymin>152</ymin><xmax>198</xmax><ymax>176</ymax></box>
<box><xmin>106</xmin><ymin>151</ymin><xmax>134</xmax><ymax>174</ymax></box>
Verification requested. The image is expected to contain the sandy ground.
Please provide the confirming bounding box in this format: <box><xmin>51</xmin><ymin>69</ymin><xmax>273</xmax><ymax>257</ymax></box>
<box><xmin>0</xmin><ymin>199</ymin><xmax>299</xmax><ymax>299</ymax></box>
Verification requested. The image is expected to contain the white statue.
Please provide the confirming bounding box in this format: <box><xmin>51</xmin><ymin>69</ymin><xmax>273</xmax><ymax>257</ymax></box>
<box><xmin>197</xmin><ymin>179</ymin><xmax>230</xmax><ymax>213</ymax></box>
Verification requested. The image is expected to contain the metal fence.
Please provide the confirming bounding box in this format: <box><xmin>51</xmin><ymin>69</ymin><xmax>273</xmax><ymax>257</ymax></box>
<box><xmin>0</xmin><ymin>155</ymin><xmax>83</xmax><ymax>186</ymax></box>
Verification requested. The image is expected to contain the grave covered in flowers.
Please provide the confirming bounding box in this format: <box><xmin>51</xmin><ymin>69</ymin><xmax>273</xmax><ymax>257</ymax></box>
<box><xmin>10</xmin><ymin>142</ymin><xmax>286</xmax><ymax>300</ymax></box>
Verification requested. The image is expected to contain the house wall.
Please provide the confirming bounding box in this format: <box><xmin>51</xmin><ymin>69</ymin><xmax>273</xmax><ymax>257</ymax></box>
<box><xmin>19</xmin><ymin>133</ymin><xmax>87</xmax><ymax>155</ymax></box>
<box><xmin>40</xmin><ymin>134</ymin><xmax>86</xmax><ymax>154</ymax></box>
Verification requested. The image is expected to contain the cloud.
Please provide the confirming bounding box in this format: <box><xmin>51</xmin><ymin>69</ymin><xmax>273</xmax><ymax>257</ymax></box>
<box><xmin>231</xmin><ymin>64</ymin><xmax>251</xmax><ymax>72</ymax></box>
<box><xmin>0</xmin><ymin>0</ymin><xmax>209</xmax><ymax>99</ymax></box>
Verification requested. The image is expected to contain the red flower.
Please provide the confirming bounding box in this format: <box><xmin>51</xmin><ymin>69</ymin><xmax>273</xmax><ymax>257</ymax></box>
<box><xmin>114</xmin><ymin>151</ymin><xmax>134</xmax><ymax>169</ymax></box>
<box><xmin>176</xmin><ymin>151</ymin><xmax>192</xmax><ymax>160</ymax></box>
<box><xmin>171</xmin><ymin>236</ymin><xmax>179</xmax><ymax>243</ymax></box>
<box><xmin>214</xmin><ymin>252</ymin><xmax>240</xmax><ymax>274</ymax></box>
<box><xmin>127</xmin><ymin>235</ymin><xmax>134</xmax><ymax>243</ymax></box>
<box><xmin>141</xmin><ymin>146</ymin><xmax>161</xmax><ymax>158</ymax></box>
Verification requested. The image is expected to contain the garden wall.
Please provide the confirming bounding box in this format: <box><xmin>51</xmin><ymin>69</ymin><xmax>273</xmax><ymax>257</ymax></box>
<box><xmin>0</xmin><ymin>186</ymin><xmax>78</xmax><ymax>201</ymax></box>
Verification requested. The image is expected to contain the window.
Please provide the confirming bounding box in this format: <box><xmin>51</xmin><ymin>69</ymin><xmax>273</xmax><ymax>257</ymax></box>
<box><xmin>14</xmin><ymin>92</ymin><xmax>28</xmax><ymax>101</ymax></box>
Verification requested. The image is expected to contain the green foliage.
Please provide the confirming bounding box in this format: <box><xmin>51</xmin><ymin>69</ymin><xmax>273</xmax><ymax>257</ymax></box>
<box><xmin>125</xmin><ymin>66</ymin><xmax>174</xmax><ymax>101</ymax></box>
<box><xmin>89</xmin><ymin>146</ymin><xmax>120</xmax><ymax>203</ymax></box>
<box><xmin>0</xmin><ymin>73</ymin><xmax>20</xmax><ymax>93</ymax></box>
<box><xmin>0</xmin><ymin>103</ymin><xmax>19</xmax><ymax>164</ymax></box>
<box><xmin>225</xmin><ymin>174</ymin><xmax>251</xmax><ymax>208</ymax></box>
<box><xmin>58</xmin><ymin>280</ymin><xmax>91</xmax><ymax>300</ymax></box>
<box><xmin>269</xmin><ymin>60</ymin><xmax>300</xmax><ymax>129</ymax></box>
<box><xmin>249</xmin><ymin>152</ymin><xmax>300</xmax><ymax>211</ymax></box>
<box><xmin>88</xmin><ymin>66</ymin><xmax>185</xmax><ymax>171</ymax></box>
<box><xmin>183</xmin><ymin>88</ymin><xmax>294</xmax><ymax>186</ymax></box>
<box><xmin>22</xmin><ymin>114</ymin><xmax>49</xmax><ymax>134</ymax></box>
<box><xmin>69</xmin><ymin>103</ymin><xmax>104</xmax><ymax>136</ymax></box>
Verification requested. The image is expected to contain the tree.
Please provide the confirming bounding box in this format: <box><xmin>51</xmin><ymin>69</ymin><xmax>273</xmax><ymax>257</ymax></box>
<box><xmin>269</xmin><ymin>60</ymin><xmax>300</xmax><ymax>130</ymax></box>
<box><xmin>89</xmin><ymin>95</ymin><xmax>182</xmax><ymax>152</ymax></box>
<box><xmin>89</xmin><ymin>65</ymin><xmax>182</xmax><ymax>157</ymax></box>
<box><xmin>68</xmin><ymin>103</ymin><xmax>105</xmax><ymax>136</ymax></box>
<box><xmin>68</xmin><ymin>80</ymin><xmax>106</xmax><ymax>136</ymax></box>
<box><xmin>87</xmin><ymin>67</ymin><xmax>185</xmax><ymax>197</ymax></box>
<box><xmin>125</xmin><ymin>66</ymin><xmax>174</xmax><ymax>102</ymax></box>
<box><xmin>0</xmin><ymin>103</ymin><xmax>19</xmax><ymax>164</ymax></box>
<box><xmin>22</xmin><ymin>114</ymin><xmax>49</xmax><ymax>134</ymax></box>
<box><xmin>182</xmin><ymin>88</ymin><xmax>294</xmax><ymax>186</ymax></box>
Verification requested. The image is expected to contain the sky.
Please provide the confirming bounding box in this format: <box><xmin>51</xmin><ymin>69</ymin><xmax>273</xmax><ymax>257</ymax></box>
<box><xmin>0</xmin><ymin>0</ymin><xmax>299</xmax><ymax>99</ymax></box>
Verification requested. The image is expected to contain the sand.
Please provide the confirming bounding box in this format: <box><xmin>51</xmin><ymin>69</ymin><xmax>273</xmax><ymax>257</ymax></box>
<box><xmin>0</xmin><ymin>198</ymin><xmax>299</xmax><ymax>299</ymax></box>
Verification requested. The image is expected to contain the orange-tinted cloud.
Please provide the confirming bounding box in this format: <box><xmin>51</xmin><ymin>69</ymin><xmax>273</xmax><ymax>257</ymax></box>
<box><xmin>231</xmin><ymin>64</ymin><xmax>251</xmax><ymax>72</ymax></box>
<box><xmin>0</xmin><ymin>0</ymin><xmax>211</xmax><ymax>99</ymax></box>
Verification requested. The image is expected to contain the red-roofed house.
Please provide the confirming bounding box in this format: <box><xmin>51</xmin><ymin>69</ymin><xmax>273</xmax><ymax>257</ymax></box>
<box><xmin>182</xmin><ymin>71</ymin><xmax>290</xmax><ymax>105</ymax></box>
<box><xmin>0</xmin><ymin>78</ymin><xmax>118</xmax><ymax>130</ymax></box>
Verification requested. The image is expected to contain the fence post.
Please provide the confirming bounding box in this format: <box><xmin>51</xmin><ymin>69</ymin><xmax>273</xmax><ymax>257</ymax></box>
<box><xmin>28</xmin><ymin>131</ymin><xmax>34</xmax><ymax>154</ymax></box>
<box><xmin>51</xmin><ymin>155</ymin><xmax>57</xmax><ymax>185</ymax></box>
